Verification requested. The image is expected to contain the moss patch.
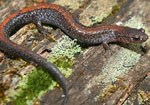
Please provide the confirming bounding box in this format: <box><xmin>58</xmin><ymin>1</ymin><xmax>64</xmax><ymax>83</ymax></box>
<box><xmin>8</xmin><ymin>35</ymin><xmax>82</xmax><ymax>105</ymax></box>
<box><xmin>12</xmin><ymin>68</ymin><xmax>56</xmax><ymax>105</ymax></box>
<box><xmin>49</xmin><ymin>35</ymin><xmax>82</xmax><ymax>77</ymax></box>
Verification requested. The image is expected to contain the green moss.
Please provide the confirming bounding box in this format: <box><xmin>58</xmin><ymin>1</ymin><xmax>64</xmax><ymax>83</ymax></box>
<box><xmin>90</xmin><ymin>4</ymin><xmax>120</xmax><ymax>23</ymax></box>
<box><xmin>111</xmin><ymin>5</ymin><xmax>120</xmax><ymax>15</ymax></box>
<box><xmin>49</xmin><ymin>56</ymin><xmax>74</xmax><ymax>77</ymax></box>
<box><xmin>48</xmin><ymin>35</ymin><xmax>82</xmax><ymax>77</ymax></box>
<box><xmin>47</xmin><ymin>0</ymin><xmax>56</xmax><ymax>2</ymax></box>
<box><xmin>10</xmin><ymin>35</ymin><xmax>82</xmax><ymax>104</ymax></box>
<box><xmin>91</xmin><ymin>3</ymin><xmax>120</xmax><ymax>23</ymax></box>
<box><xmin>12</xmin><ymin>68</ymin><xmax>56</xmax><ymax>105</ymax></box>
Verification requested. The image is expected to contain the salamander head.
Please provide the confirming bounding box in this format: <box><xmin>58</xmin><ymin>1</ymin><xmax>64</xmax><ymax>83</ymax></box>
<box><xmin>117</xmin><ymin>27</ymin><xmax>148</xmax><ymax>43</ymax></box>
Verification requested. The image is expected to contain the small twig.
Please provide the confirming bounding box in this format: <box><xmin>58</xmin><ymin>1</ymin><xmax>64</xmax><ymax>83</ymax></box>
<box><xmin>116</xmin><ymin>84</ymin><xmax>133</xmax><ymax>105</ymax></box>
<box><xmin>116</xmin><ymin>72</ymin><xmax>149</xmax><ymax>105</ymax></box>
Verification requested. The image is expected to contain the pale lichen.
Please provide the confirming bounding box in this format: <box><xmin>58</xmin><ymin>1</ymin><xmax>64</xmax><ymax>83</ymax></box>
<box><xmin>49</xmin><ymin>35</ymin><xmax>82</xmax><ymax>77</ymax></box>
<box><xmin>102</xmin><ymin>48</ymin><xmax>141</xmax><ymax>84</ymax></box>
<box><xmin>5</xmin><ymin>35</ymin><xmax>82</xmax><ymax>105</ymax></box>
<box><xmin>50</xmin><ymin>35</ymin><xmax>81</xmax><ymax>60</ymax></box>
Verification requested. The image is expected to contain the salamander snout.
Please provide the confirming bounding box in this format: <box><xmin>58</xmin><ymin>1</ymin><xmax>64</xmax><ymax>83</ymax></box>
<box><xmin>118</xmin><ymin>27</ymin><xmax>149</xmax><ymax>43</ymax></box>
<box><xmin>131</xmin><ymin>28</ymin><xmax>148</xmax><ymax>42</ymax></box>
<box><xmin>128</xmin><ymin>28</ymin><xmax>148</xmax><ymax>43</ymax></box>
<box><xmin>131</xmin><ymin>34</ymin><xmax>148</xmax><ymax>42</ymax></box>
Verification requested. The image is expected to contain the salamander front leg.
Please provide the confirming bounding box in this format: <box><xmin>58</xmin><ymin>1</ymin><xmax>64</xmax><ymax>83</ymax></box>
<box><xmin>32</xmin><ymin>20</ymin><xmax>55</xmax><ymax>54</ymax></box>
<box><xmin>102</xmin><ymin>41</ymin><xmax>110</xmax><ymax>50</ymax></box>
<box><xmin>33</xmin><ymin>20</ymin><xmax>56</xmax><ymax>41</ymax></box>
<box><xmin>102</xmin><ymin>41</ymin><xmax>113</xmax><ymax>56</ymax></box>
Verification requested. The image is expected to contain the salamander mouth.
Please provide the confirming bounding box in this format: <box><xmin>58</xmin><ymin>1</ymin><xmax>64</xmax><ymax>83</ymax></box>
<box><xmin>131</xmin><ymin>37</ymin><xmax>142</xmax><ymax>42</ymax></box>
<box><xmin>117</xmin><ymin>35</ymin><xmax>148</xmax><ymax>43</ymax></box>
<box><xmin>131</xmin><ymin>35</ymin><xmax>148</xmax><ymax>42</ymax></box>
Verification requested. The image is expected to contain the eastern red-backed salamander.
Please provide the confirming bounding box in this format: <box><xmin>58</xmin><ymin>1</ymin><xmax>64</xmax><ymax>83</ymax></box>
<box><xmin>0</xmin><ymin>3</ymin><xmax>148</xmax><ymax>105</ymax></box>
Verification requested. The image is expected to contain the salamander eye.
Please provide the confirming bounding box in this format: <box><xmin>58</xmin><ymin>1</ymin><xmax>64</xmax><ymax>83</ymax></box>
<box><xmin>139</xmin><ymin>28</ymin><xmax>145</xmax><ymax>33</ymax></box>
<box><xmin>131</xmin><ymin>35</ymin><xmax>141</xmax><ymax>41</ymax></box>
